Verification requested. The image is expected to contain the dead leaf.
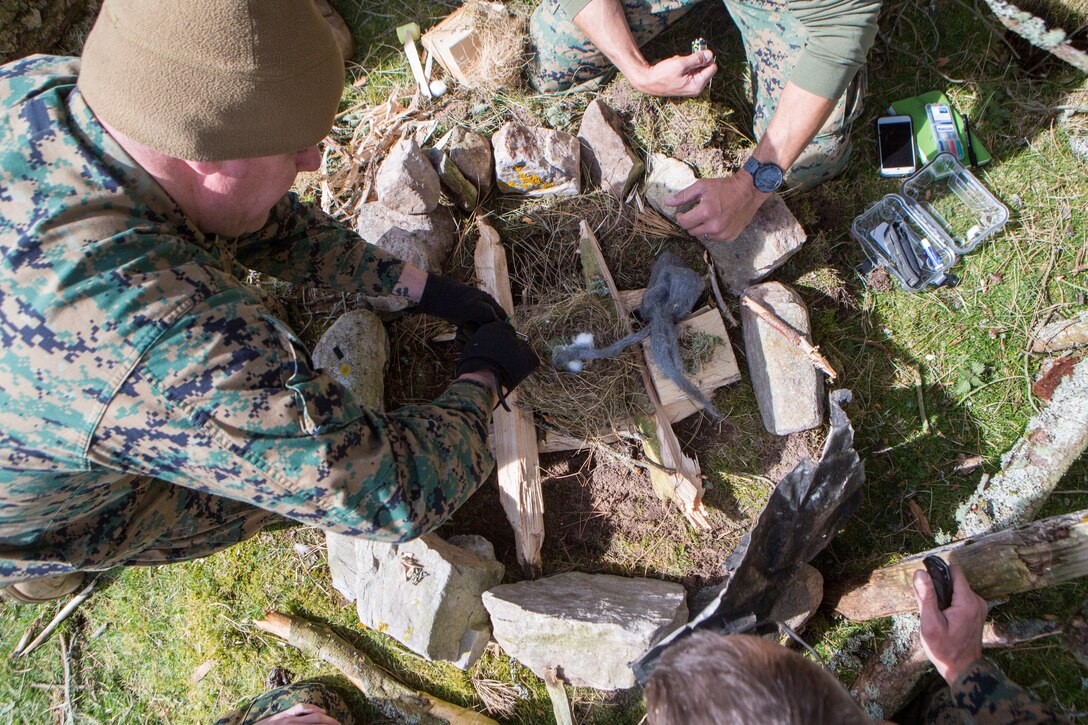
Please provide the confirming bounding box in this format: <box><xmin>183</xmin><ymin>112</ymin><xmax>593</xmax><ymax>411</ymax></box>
<box><xmin>936</xmin><ymin>56</ymin><xmax>950</xmax><ymax>67</ymax></box>
<box><xmin>191</xmin><ymin>659</ymin><xmax>216</xmax><ymax>685</ymax></box>
<box><xmin>906</xmin><ymin>499</ymin><xmax>934</xmax><ymax>537</ymax></box>
<box><xmin>1032</xmin><ymin>355</ymin><xmax>1081</xmax><ymax>401</ymax></box>
<box><xmin>1061</xmin><ymin>205</ymin><xmax>1072</xmax><ymax>220</ymax></box>
<box><xmin>952</xmin><ymin>455</ymin><xmax>983</xmax><ymax>475</ymax></box>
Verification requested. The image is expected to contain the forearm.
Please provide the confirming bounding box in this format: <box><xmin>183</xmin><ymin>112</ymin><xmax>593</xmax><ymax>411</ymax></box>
<box><xmin>572</xmin><ymin>0</ymin><xmax>651</xmax><ymax>88</ymax></box>
<box><xmin>750</xmin><ymin>82</ymin><xmax>838</xmax><ymax>173</ymax></box>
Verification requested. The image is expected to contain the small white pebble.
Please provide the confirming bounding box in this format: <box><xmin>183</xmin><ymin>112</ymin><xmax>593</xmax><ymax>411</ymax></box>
<box><xmin>925</xmin><ymin>354</ymin><xmax>935</xmax><ymax>361</ymax></box>
<box><xmin>565</xmin><ymin>360</ymin><xmax>584</xmax><ymax>373</ymax></box>
<box><xmin>573</xmin><ymin>332</ymin><xmax>594</xmax><ymax>347</ymax></box>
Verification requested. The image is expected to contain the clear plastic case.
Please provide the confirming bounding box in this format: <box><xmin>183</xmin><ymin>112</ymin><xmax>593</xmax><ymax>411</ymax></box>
<box><xmin>851</xmin><ymin>154</ymin><xmax>1009</xmax><ymax>292</ymax></box>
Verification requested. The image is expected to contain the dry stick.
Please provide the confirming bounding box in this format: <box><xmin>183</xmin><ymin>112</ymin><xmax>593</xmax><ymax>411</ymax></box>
<box><xmin>59</xmin><ymin>632</ymin><xmax>75</xmax><ymax>725</ymax></box>
<box><xmin>578</xmin><ymin>221</ymin><xmax>710</xmax><ymax>530</ymax></box>
<box><xmin>834</xmin><ymin>509</ymin><xmax>1088</xmax><ymax>621</ymax></box>
<box><xmin>254</xmin><ymin>612</ymin><xmax>498</xmax><ymax>725</ymax></box>
<box><xmin>740</xmin><ymin>296</ymin><xmax>837</xmax><ymax>380</ymax></box>
<box><xmin>474</xmin><ymin>217</ymin><xmax>545</xmax><ymax>578</ymax></box>
<box><xmin>702</xmin><ymin>250</ymin><xmax>739</xmax><ymax>328</ymax></box>
<box><xmin>17</xmin><ymin>577</ymin><xmax>98</xmax><ymax>658</ymax></box>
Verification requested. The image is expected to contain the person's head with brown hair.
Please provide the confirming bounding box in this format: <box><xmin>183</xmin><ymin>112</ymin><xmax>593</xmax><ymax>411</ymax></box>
<box><xmin>644</xmin><ymin>632</ymin><xmax>871</xmax><ymax>725</ymax></box>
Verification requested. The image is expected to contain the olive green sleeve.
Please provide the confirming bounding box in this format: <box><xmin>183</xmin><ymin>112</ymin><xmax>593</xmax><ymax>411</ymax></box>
<box><xmin>558</xmin><ymin>0</ymin><xmax>593</xmax><ymax>21</ymax></box>
<box><xmin>787</xmin><ymin>0</ymin><xmax>881</xmax><ymax>100</ymax></box>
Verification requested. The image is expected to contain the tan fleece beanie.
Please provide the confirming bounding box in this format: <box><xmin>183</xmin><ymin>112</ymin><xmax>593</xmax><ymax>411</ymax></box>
<box><xmin>79</xmin><ymin>0</ymin><xmax>345</xmax><ymax>161</ymax></box>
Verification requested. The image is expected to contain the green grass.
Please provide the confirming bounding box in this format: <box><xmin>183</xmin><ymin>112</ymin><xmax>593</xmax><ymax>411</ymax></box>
<box><xmin>3</xmin><ymin>0</ymin><xmax>1088</xmax><ymax>722</ymax></box>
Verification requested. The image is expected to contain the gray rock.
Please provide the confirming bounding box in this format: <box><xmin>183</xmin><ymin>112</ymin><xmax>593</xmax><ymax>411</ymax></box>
<box><xmin>349</xmin><ymin>533</ymin><xmax>505</xmax><ymax>669</ymax></box>
<box><xmin>483</xmin><ymin>572</ymin><xmax>687</xmax><ymax>690</ymax></box>
<box><xmin>428</xmin><ymin>148</ymin><xmax>478</xmax><ymax>211</ymax></box>
<box><xmin>705</xmin><ymin>195</ymin><xmax>807</xmax><ymax>295</ymax></box>
<box><xmin>375</xmin><ymin>138</ymin><xmax>440</xmax><ymax>214</ymax></box>
<box><xmin>440</xmin><ymin>126</ymin><xmax>494</xmax><ymax>198</ymax></box>
<box><xmin>355</xmin><ymin>201</ymin><xmax>455</xmax><ymax>273</ymax></box>
<box><xmin>577</xmin><ymin>100</ymin><xmax>643</xmax><ymax>198</ymax></box>
<box><xmin>326</xmin><ymin>532</ymin><xmax>359</xmax><ymax>601</ymax></box>
<box><xmin>643</xmin><ymin>153</ymin><xmax>697</xmax><ymax>223</ymax></box>
<box><xmin>493</xmin><ymin>122</ymin><xmax>580</xmax><ymax>198</ymax></box>
<box><xmin>769</xmin><ymin>563</ymin><xmax>823</xmax><ymax>632</ymax></box>
<box><xmin>741</xmin><ymin>282</ymin><xmax>823</xmax><ymax>435</ymax></box>
<box><xmin>312</xmin><ymin>309</ymin><xmax>388</xmax><ymax>409</ymax></box>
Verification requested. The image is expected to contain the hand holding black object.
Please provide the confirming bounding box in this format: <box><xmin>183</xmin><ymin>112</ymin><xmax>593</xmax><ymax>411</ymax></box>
<box><xmin>416</xmin><ymin>273</ymin><xmax>507</xmax><ymax>336</ymax></box>
<box><xmin>456</xmin><ymin>321</ymin><xmax>539</xmax><ymax>407</ymax></box>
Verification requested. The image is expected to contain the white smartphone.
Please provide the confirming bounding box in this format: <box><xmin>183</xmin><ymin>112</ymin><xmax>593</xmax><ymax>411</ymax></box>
<box><xmin>877</xmin><ymin>115</ymin><xmax>916</xmax><ymax>177</ymax></box>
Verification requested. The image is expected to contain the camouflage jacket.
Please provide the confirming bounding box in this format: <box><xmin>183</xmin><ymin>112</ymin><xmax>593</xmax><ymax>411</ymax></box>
<box><xmin>928</xmin><ymin>658</ymin><xmax>1071</xmax><ymax>724</ymax></box>
<box><xmin>0</xmin><ymin>56</ymin><xmax>494</xmax><ymax>584</ymax></box>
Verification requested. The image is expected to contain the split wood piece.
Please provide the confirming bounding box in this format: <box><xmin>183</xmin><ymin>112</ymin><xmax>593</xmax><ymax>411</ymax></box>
<box><xmin>16</xmin><ymin>576</ymin><xmax>98</xmax><ymax>658</ymax></box>
<box><xmin>474</xmin><ymin>217</ymin><xmax>545</xmax><ymax>578</ymax></box>
<box><xmin>254</xmin><ymin>612</ymin><xmax>497</xmax><ymax>725</ymax></box>
<box><xmin>538</xmin><ymin>427</ymin><xmax>624</xmax><ymax>454</ymax></box>
<box><xmin>834</xmin><ymin>508</ymin><xmax>1088</xmax><ymax>622</ymax></box>
<box><xmin>578</xmin><ymin>221</ymin><xmax>710</xmax><ymax>529</ymax></box>
<box><xmin>616</xmin><ymin>290</ymin><xmax>741</xmax><ymax>422</ymax></box>
<box><xmin>542</xmin><ymin>667</ymin><xmax>574</xmax><ymax>725</ymax></box>
<box><xmin>740</xmin><ymin>295</ymin><xmax>837</xmax><ymax>380</ymax></box>
<box><xmin>851</xmin><ymin>616</ymin><xmax>1066</xmax><ymax>719</ymax></box>
<box><xmin>956</xmin><ymin>355</ymin><xmax>1088</xmax><ymax>538</ymax></box>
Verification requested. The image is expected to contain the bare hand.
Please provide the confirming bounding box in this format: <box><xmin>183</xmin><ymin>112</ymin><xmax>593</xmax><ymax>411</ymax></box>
<box><xmin>913</xmin><ymin>565</ymin><xmax>987</xmax><ymax>684</ymax></box>
<box><xmin>667</xmin><ymin>174</ymin><xmax>769</xmax><ymax>242</ymax></box>
<box><xmin>254</xmin><ymin>703</ymin><xmax>340</xmax><ymax>725</ymax></box>
<box><xmin>629</xmin><ymin>51</ymin><xmax>716</xmax><ymax>97</ymax></box>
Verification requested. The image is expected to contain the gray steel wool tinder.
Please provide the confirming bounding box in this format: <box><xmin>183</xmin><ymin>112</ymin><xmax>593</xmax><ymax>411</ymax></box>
<box><xmin>553</xmin><ymin>252</ymin><xmax>722</xmax><ymax>420</ymax></box>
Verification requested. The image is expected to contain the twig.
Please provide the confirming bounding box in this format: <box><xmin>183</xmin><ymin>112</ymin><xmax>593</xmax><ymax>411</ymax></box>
<box><xmin>17</xmin><ymin>577</ymin><xmax>98</xmax><ymax>658</ymax></box>
<box><xmin>914</xmin><ymin>367</ymin><xmax>930</xmax><ymax>434</ymax></box>
<box><xmin>740</xmin><ymin>296</ymin><xmax>838</xmax><ymax>380</ymax></box>
<box><xmin>59</xmin><ymin>632</ymin><xmax>75</xmax><ymax>725</ymax></box>
<box><xmin>254</xmin><ymin>612</ymin><xmax>498</xmax><ymax>725</ymax></box>
<box><xmin>702</xmin><ymin>250</ymin><xmax>739</xmax><ymax>328</ymax></box>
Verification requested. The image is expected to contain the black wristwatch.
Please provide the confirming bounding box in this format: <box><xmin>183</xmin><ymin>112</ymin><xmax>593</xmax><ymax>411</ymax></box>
<box><xmin>743</xmin><ymin>156</ymin><xmax>785</xmax><ymax>193</ymax></box>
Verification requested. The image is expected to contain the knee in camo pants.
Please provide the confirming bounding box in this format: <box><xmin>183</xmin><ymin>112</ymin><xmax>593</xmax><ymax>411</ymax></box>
<box><xmin>528</xmin><ymin>0</ymin><xmax>866</xmax><ymax>189</ymax></box>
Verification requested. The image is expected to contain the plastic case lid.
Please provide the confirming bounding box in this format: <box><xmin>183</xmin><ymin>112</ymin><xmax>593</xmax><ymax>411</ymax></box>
<box><xmin>900</xmin><ymin>153</ymin><xmax>1009</xmax><ymax>254</ymax></box>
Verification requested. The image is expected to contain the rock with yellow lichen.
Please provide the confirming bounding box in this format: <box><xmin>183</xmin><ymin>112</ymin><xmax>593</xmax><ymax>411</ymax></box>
<box><xmin>492</xmin><ymin>122</ymin><xmax>580</xmax><ymax>198</ymax></box>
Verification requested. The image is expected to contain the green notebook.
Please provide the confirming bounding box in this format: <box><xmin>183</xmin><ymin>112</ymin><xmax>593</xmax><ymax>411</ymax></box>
<box><xmin>889</xmin><ymin>91</ymin><xmax>992</xmax><ymax>167</ymax></box>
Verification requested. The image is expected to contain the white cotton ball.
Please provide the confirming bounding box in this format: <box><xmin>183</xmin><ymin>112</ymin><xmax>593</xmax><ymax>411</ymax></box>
<box><xmin>573</xmin><ymin>332</ymin><xmax>594</xmax><ymax>348</ymax></box>
<box><xmin>565</xmin><ymin>360</ymin><xmax>584</xmax><ymax>373</ymax></box>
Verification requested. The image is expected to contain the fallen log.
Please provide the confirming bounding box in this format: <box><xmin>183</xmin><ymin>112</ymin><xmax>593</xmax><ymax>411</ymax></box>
<box><xmin>956</xmin><ymin>355</ymin><xmax>1088</xmax><ymax>537</ymax></box>
<box><xmin>851</xmin><ymin>616</ymin><xmax>1066</xmax><ymax>720</ymax></box>
<box><xmin>253</xmin><ymin>612</ymin><xmax>497</xmax><ymax>725</ymax></box>
<box><xmin>578</xmin><ymin>221</ymin><xmax>710</xmax><ymax>529</ymax></box>
<box><xmin>474</xmin><ymin>217</ymin><xmax>545</xmax><ymax>578</ymax></box>
<box><xmin>835</xmin><ymin>509</ymin><xmax>1088</xmax><ymax>621</ymax></box>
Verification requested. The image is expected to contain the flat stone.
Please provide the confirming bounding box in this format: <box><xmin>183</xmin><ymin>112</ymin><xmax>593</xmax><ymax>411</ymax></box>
<box><xmin>642</xmin><ymin>153</ymin><xmax>697</xmax><ymax>223</ymax></box>
<box><xmin>440</xmin><ymin>126</ymin><xmax>494</xmax><ymax>198</ymax></box>
<box><xmin>375</xmin><ymin>138</ymin><xmax>440</xmax><ymax>214</ymax></box>
<box><xmin>705</xmin><ymin>195</ymin><xmax>807</xmax><ymax>295</ymax></box>
<box><xmin>577</xmin><ymin>100</ymin><xmax>643</xmax><ymax>198</ymax></box>
<box><xmin>741</xmin><ymin>282</ymin><xmax>823</xmax><ymax>435</ymax></box>
<box><xmin>348</xmin><ymin>533</ymin><xmax>505</xmax><ymax>669</ymax></box>
<box><xmin>312</xmin><ymin>309</ymin><xmax>388</xmax><ymax>410</ymax></box>
<box><xmin>483</xmin><ymin>572</ymin><xmax>687</xmax><ymax>690</ymax></box>
<box><xmin>326</xmin><ymin>531</ymin><xmax>359</xmax><ymax>601</ymax></box>
<box><xmin>355</xmin><ymin>201</ymin><xmax>455</xmax><ymax>273</ymax></box>
<box><xmin>493</xmin><ymin>122</ymin><xmax>580</xmax><ymax>198</ymax></box>
<box><xmin>769</xmin><ymin>563</ymin><xmax>823</xmax><ymax>632</ymax></box>
<box><xmin>1030</xmin><ymin>310</ymin><xmax>1088</xmax><ymax>353</ymax></box>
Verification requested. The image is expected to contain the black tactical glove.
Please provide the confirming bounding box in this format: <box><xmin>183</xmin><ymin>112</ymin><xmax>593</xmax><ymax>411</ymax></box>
<box><xmin>416</xmin><ymin>273</ymin><xmax>506</xmax><ymax>338</ymax></box>
<box><xmin>456</xmin><ymin>321</ymin><xmax>540</xmax><ymax>409</ymax></box>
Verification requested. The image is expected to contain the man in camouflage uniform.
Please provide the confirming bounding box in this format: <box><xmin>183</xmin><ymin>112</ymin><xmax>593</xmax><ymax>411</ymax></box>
<box><xmin>529</xmin><ymin>0</ymin><xmax>880</xmax><ymax>240</ymax></box>
<box><xmin>0</xmin><ymin>0</ymin><xmax>536</xmax><ymax>606</ymax></box>
<box><xmin>644</xmin><ymin>565</ymin><xmax>1069</xmax><ymax>723</ymax></box>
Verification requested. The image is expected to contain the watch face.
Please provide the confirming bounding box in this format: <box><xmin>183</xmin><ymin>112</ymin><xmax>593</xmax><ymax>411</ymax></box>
<box><xmin>753</xmin><ymin>164</ymin><xmax>783</xmax><ymax>192</ymax></box>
